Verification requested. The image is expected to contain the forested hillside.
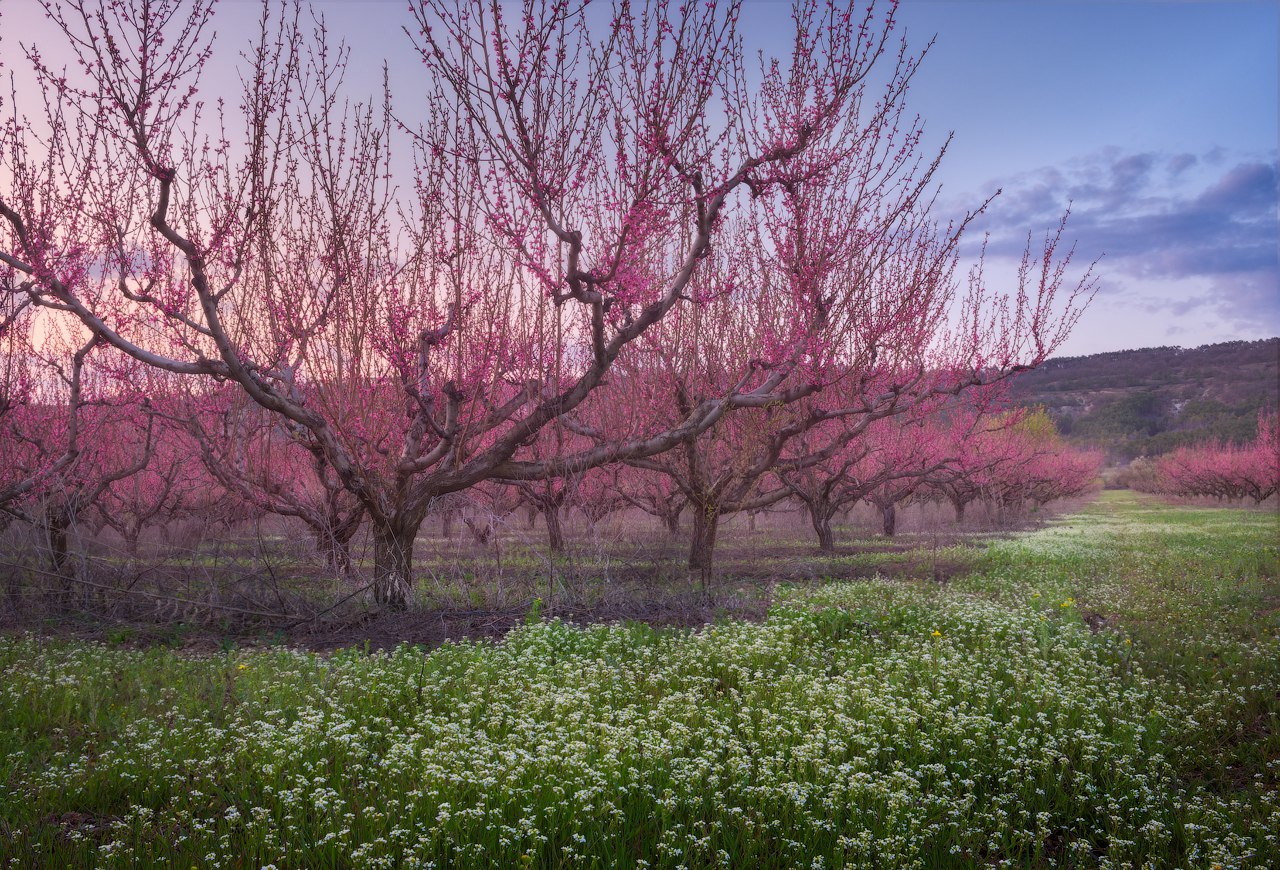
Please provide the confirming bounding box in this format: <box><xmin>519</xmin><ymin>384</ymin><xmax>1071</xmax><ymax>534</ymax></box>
<box><xmin>1011</xmin><ymin>338</ymin><xmax>1279</xmax><ymax>459</ymax></box>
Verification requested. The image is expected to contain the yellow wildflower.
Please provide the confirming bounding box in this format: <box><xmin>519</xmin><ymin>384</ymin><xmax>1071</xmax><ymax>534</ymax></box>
<box><xmin>931</xmin><ymin>629</ymin><xmax>942</xmax><ymax>637</ymax></box>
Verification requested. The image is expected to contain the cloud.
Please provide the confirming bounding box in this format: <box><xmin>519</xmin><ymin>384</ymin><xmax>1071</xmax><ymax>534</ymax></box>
<box><xmin>1166</xmin><ymin>153</ymin><xmax>1197</xmax><ymax>178</ymax></box>
<box><xmin>1205</xmin><ymin>269</ymin><xmax>1280</xmax><ymax>330</ymax></box>
<box><xmin>1195</xmin><ymin>162</ymin><xmax>1277</xmax><ymax>213</ymax></box>
<box><xmin>971</xmin><ymin>150</ymin><xmax>1277</xmax><ymax>281</ymax></box>
<box><xmin>954</xmin><ymin>149</ymin><xmax>1279</xmax><ymax>352</ymax></box>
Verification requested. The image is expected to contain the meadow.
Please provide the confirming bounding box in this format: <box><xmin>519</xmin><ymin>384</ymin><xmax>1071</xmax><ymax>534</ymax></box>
<box><xmin>1</xmin><ymin>491</ymin><xmax>1276</xmax><ymax>868</ymax></box>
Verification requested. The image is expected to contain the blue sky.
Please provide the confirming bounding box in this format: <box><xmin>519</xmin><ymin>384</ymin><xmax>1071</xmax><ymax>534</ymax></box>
<box><xmin>881</xmin><ymin>1</ymin><xmax>1280</xmax><ymax>356</ymax></box>
<box><xmin>6</xmin><ymin>0</ymin><xmax>1277</xmax><ymax>356</ymax></box>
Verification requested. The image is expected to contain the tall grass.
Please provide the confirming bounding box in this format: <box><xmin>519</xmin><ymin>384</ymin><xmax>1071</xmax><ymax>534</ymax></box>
<box><xmin>1</xmin><ymin>491</ymin><xmax>1276</xmax><ymax>868</ymax></box>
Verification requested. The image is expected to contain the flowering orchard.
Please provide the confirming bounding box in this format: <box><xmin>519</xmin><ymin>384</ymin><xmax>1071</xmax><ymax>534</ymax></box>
<box><xmin>1135</xmin><ymin>412</ymin><xmax>1280</xmax><ymax>505</ymax></box>
<box><xmin>1</xmin><ymin>0</ymin><xmax>1097</xmax><ymax>606</ymax></box>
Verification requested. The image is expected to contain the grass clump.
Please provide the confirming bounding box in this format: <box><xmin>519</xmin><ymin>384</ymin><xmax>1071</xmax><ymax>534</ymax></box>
<box><xmin>1</xmin><ymin>491</ymin><xmax>1277</xmax><ymax>868</ymax></box>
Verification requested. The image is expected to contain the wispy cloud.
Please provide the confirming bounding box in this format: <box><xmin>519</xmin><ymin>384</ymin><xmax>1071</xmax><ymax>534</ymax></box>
<box><xmin>964</xmin><ymin>149</ymin><xmax>1279</xmax><ymax>336</ymax></box>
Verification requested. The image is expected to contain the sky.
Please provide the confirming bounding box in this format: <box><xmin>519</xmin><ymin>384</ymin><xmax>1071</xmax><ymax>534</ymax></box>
<box><xmin>884</xmin><ymin>1</ymin><xmax>1280</xmax><ymax>357</ymax></box>
<box><xmin>3</xmin><ymin>0</ymin><xmax>1277</xmax><ymax>357</ymax></box>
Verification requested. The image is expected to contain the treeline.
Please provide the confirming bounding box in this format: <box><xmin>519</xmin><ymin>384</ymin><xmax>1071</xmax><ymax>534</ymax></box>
<box><xmin>1010</xmin><ymin>339</ymin><xmax>1278</xmax><ymax>459</ymax></box>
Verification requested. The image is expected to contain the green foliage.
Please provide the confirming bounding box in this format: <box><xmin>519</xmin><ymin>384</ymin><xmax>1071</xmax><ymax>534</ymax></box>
<box><xmin>1071</xmin><ymin>392</ymin><xmax>1169</xmax><ymax>439</ymax></box>
<box><xmin>1007</xmin><ymin>406</ymin><xmax>1062</xmax><ymax>444</ymax></box>
<box><xmin>1</xmin><ymin>493</ymin><xmax>1276</xmax><ymax>868</ymax></box>
<box><xmin>1011</xmin><ymin>337</ymin><xmax>1278</xmax><ymax>458</ymax></box>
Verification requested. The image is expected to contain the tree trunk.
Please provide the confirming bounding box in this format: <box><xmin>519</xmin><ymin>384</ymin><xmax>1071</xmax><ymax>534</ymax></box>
<box><xmin>5</xmin><ymin>567</ymin><xmax>20</xmax><ymax>614</ymax></box>
<box><xmin>441</xmin><ymin>510</ymin><xmax>455</xmax><ymax>539</ymax></box>
<box><xmin>542</xmin><ymin>503</ymin><xmax>565</xmax><ymax>552</ymax></box>
<box><xmin>881</xmin><ymin>503</ymin><xmax>897</xmax><ymax>537</ymax></box>
<box><xmin>315</xmin><ymin>527</ymin><xmax>353</xmax><ymax>574</ymax></box>
<box><xmin>44</xmin><ymin>509</ymin><xmax>77</xmax><ymax>606</ymax></box>
<box><xmin>688</xmin><ymin>504</ymin><xmax>720</xmax><ymax>591</ymax></box>
<box><xmin>951</xmin><ymin>498</ymin><xmax>966</xmax><ymax>523</ymax></box>
<box><xmin>812</xmin><ymin>511</ymin><xmax>835</xmax><ymax>552</ymax></box>
<box><xmin>372</xmin><ymin>523</ymin><xmax>415</xmax><ymax>610</ymax></box>
<box><xmin>333</xmin><ymin>538</ymin><xmax>353</xmax><ymax>574</ymax></box>
<box><xmin>662</xmin><ymin>509</ymin><xmax>681</xmax><ymax>537</ymax></box>
<box><xmin>2</xmin><ymin>513</ymin><xmax>18</xmax><ymax>610</ymax></box>
<box><xmin>464</xmin><ymin>517</ymin><xmax>492</xmax><ymax>546</ymax></box>
<box><xmin>998</xmin><ymin>495</ymin><xmax>1022</xmax><ymax>525</ymax></box>
<box><xmin>47</xmin><ymin>513</ymin><xmax>73</xmax><ymax>581</ymax></box>
<box><xmin>526</xmin><ymin>505</ymin><xmax>538</xmax><ymax>529</ymax></box>
<box><xmin>124</xmin><ymin>526</ymin><xmax>142</xmax><ymax>558</ymax></box>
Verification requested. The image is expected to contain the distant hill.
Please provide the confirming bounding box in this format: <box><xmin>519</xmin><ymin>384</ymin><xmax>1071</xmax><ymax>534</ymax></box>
<box><xmin>1009</xmin><ymin>338</ymin><xmax>1279</xmax><ymax>460</ymax></box>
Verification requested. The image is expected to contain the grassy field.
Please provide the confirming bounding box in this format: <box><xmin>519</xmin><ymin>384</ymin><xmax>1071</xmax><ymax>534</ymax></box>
<box><xmin>1</xmin><ymin>491</ymin><xmax>1276</xmax><ymax>868</ymax></box>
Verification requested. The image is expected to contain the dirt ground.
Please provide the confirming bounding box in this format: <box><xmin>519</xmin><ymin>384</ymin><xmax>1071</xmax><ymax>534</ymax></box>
<box><xmin>0</xmin><ymin>499</ymin><xmax>1080</xmax><ymax>652</ymax></box>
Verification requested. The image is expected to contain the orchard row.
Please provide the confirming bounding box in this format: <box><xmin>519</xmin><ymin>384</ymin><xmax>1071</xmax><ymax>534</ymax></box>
<box><xmin>0</xmin><ymin>374</ymin><xmax>1103</xmax><ymax>580</ymax></box>
<box><xmin>2</xmin><ymin>0</ymin><xmax>1097</xmax><ymax>605</ymax></box>
<box><xmin>1130</xmin><ymin>412</ymin><xmax>1279</xmax><ymax>504</ymax></box>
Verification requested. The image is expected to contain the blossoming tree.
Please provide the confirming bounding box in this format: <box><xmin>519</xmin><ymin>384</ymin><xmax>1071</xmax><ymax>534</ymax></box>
<box><xmin>1</xmin><ymin>0</ymin><xmax>1094</xmax><ymax>606</ymax></box>
<box><xmin>1150</xmin><ymin>411</ymin><xmax>1278</xmax><ymax>504</ymax></box>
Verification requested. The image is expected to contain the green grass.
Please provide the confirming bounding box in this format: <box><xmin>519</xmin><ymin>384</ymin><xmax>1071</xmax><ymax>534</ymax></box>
<box><xmin>2</xmin><ymin>492</ymin><xmax>1277</xmax><ymax>868</ymax></box>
